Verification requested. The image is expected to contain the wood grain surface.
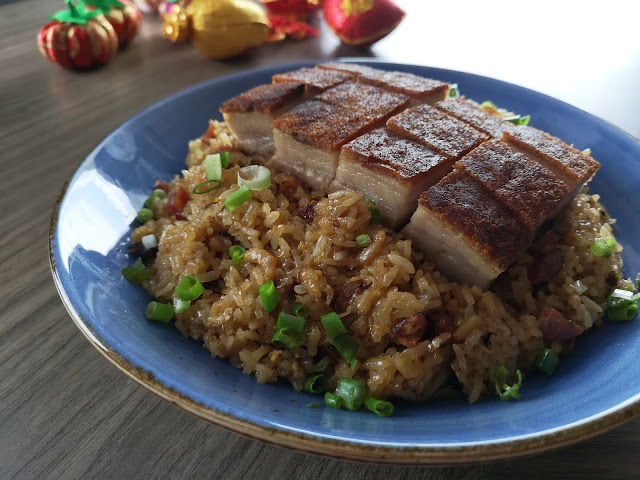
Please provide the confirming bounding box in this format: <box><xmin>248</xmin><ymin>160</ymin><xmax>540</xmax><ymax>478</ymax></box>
<box><xmin>1</xmin><ymin>1</ymin><xmax>639</xmax><ymax>478</ymax></box>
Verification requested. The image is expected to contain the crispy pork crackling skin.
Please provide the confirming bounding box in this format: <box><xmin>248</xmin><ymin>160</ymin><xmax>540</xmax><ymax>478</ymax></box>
<box><xmin>272</xmin><ymin>67</ymin><xmax>354</xmax><ymax>93</ymax></box>
<box><xmin>317</xmin><ymin>82</ymin><xmax>409</xmax><ymax>122</ymax></box>
<box><xmin>435</xmin><ymin>97</ymin><xmax>516</xmax><ymax>138</ymax></box>
<box><xmin>220</xmin><ymin>82</ymin><xmax>305</xmax><ymax>114</ymax></box>
<box><xmin>455</xmin><ymin>140</ymin><xmax>569</xmax><ymax>229</ymax></box>
<box><xmin>387</xmin><ymin>104</ymin><xmax>488</xmax><ymax>159</ymax></box>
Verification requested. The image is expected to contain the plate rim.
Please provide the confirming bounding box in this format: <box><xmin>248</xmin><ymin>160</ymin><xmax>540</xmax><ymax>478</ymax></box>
<box><xmin>49</xmin><ymin>59</ymin><xmax>640</xmax><ymax>464</ymax></box>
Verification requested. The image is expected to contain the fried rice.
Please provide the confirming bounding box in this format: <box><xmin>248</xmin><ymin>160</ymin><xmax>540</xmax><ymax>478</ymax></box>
<box><xmin>133</xmin><ymin>121</ymin><xmax>631</xmax><ymax>403</ymax></box>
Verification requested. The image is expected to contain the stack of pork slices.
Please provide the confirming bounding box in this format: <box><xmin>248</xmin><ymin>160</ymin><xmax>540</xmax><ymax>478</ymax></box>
<box><xmin>219</xmin><ymin>63</ymin><xmax>600</xmax><ymax>288</ymax></box>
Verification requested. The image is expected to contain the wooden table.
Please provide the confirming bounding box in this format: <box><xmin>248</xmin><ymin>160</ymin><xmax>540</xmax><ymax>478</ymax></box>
<box><xmin>2</xmin><ymin>1</ymin><xmax>639</xmax><ymax>478</ymax></box>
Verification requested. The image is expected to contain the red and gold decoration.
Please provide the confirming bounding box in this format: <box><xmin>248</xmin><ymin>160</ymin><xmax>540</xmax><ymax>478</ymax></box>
<box><xmin>162</xmin><ymin>0</ymin><xmax>270</xmax><ymax>59</ymax></box>
<box><xmin>323</xmin><ymin>0</ymin><xmax>404</xmax><ymax>47</ymax></box>
<box><xmin>85</xmin><ymin>0</ymin><xmax>143</xmax><ymax>47</ymax></box>
<box><xmin>38</xmin><ymin>0</ymin><xmax>118</xmax><ymax>69</ymax></box>
<box><xmin>260</xmin><ymin>0</ymin><xmax>319</xmax><ymax>42</ymax></box>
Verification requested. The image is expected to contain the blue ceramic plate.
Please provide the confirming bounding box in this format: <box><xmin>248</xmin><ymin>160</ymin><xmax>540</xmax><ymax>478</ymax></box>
<box><xmin>50</xmin><ymin>61</ymin><xmax>640</xmax><ymax>464</ymax></box>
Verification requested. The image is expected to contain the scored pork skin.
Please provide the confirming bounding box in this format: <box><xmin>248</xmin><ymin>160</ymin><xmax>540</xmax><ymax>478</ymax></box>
<box><xmin>435</xmin><ymin>97</ymin><xmax>515</xmax><ymax>138</ymax></box>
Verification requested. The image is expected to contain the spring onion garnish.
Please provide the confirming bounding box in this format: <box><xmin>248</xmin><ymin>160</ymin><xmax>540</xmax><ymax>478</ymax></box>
<box><xmin>228</xmin><ymin>245</ymin><xmax>246</xmax><ymax>264</ymax></box>
<box><xmin>192</xmin><ymin>179</ymin><xmax>221</xmax><ymax>195</ymax></box>
<box><xmin>364</xmin><ymin>396</ymin><xmax>394</xmax><ymax>417</ymax></box>
<box><xmin>448</xmin><ymin>83</ymin><xmax>460</xmax><ymax>99</ymax></box>
<box><xmin>356</xmin><ymin>234</ymin><xmax>371</xmax><ymax>247</ymax></box>
<box><xmin>366</xmin><ymin>199</ymin><xmax>381</xmax><ymax>224</ymax></box>
<box><xmin>144</xmin><ymin>188</ymin><xmax>167</xmax><ymax>208</ymax></box>
<box><xmin>225</xmin><ymin>185</ymin><xmax>252</xmax><ymax>211</ymax></box>
<box><xmin>321</xmin><ymin>312</ymin><xmax>347</xmax><ymax>338</ymax></box>
<box><xmin>271</xmin><ymin>312</ymin><xmax>306</xmax><ymax>348</ymax></box>
<box><xmin>205</xmin><ymin>153</ymin><xmax>222</xmax><ymax>181</ymax></box>
<box><xmin>590</xmin><ymin>237</ymin><xmax>616</xmax><ymax>257</ymax></box>
<box><xmin>313</xmin><ymin>355</ymin><xmax>331</xmax><ymax>372</ymax></box>
<box><xmin>506</xmin><ymin>115</ymin><xmax>531</xmax><ymax>126</ymax></box>
<box><xmin>334</xmin><ymin>378</ymin><xmax>366</xmax><ymax>411</ymax></box>
<box><xmin>535</xmin><ymin>348</ymin><xmax>559</xmax><ymax>375</ymax></box>
<box><xmin>121</xmin><ymin>257</ymin><xmax>153</xmax><ymax>284</ymax></box>
<box><xmin>259</xmin><ymin>280</ymin><xmax>281</xmax><ymax>313</ymax></box>
<box><xmin>324</xmin><ymin>392</ymin><xmax>343</xmax><ymax>409</ymax></box>
<box><xmin>303</xmin><ymin>374</ymin><xmax>328</xmax><ymax>394</ymax></box>
<box><xmin>494</xmin><ymin>367</ymin><xmax>523</xmax><ymax>401</ymax></box>
<box><xmin>220</xmin><ymin>151</ymin><xmax>231</xmax><ymax>168</ymax></box>
<box><xmin>332</xmin><ymin>335</ymin><xmax>359</xmax><ymax>368</ymax></box>
<box><xmin>637</xmin><ymin>273</ymin><xmax>640</xmax><ymax>290</ymax></box>
<box><xmin>292</xmin><ymin>302</ymin><xmax>310</xmax><ymax>318</ymax></box>
<box><xmin>237</xmin><ymin>165</ymin><xmax>271</xmax><ymax>191</ymax></box>
<box><xmin>480</xmin><ymin>100</ymin><xmax>498</xmax><ymax>111</ymax></box>
<box><xmin>607</xmin><ymin>289</ymin><xmax>640</xmax><ymax>322</ymax></box>
<box><xmin>306</xmin><ymin>402</ymin><xmax>323</xmax><ymax>409</ymax></box>
<box><xmin>145</xmin><ymin>301</ymin><xmax>174</xmax><ymax>323</ymax></box>
<box><xmin>173</xmin><ymin>298</ymin><xmax>191</xmax><ymax>314</ymax></box>
<box><xmin>137</xmin><ymin>207</ymin><xmax>153</xmax><ymax>223</ymax></box>
<box><xmin>321</xmin><ymin>312</ymin><xmax>359</xmax><ymax>369</ymax></box>
<box><xmin>175</xmin><ymin>275</ymin><xmax>205</xmax><ymax>301</ymax></box>
<box><xmin>141</xmin><ymin>234</ymin><xmax>158</xmax><ymax>250</ymax></box>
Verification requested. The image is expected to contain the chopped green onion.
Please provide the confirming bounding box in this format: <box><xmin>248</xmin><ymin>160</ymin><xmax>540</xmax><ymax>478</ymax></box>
<box><xmin>292</xmin><ymin>302</ymin><xmax>310</xmax><ymax>318</ymax></box>
<box><xmin>366</xmin><ymin>199</ymin><xmax>381</xmax><ymax>224</ymax></box>
<box><xmin>145</xmin><ymin>301</ymin><xmax>174</xmax><ymax>323</ymax></box>
<box><xmin>356</xmin><ymin>234</ymin><xmax>371</xmax><ymax>247</ymax></box>
<box><xmin>636</xmin><ymin>273</ymin><xmax>640</xmax><ymax>290</ymax></box>
<box><xmin>607</xmin><ymin>288</ymin><xmax>640</xmax><ymax>309</ymax></box>
<box><xmin>220</xmin><ymin>151</ymin><xmax>230</xmax><ymax>168</ymax></box>
<box><xmin>205</xmin><ymin>154</ymin><xmax>222</xmax><ymax>181</ymax></box>
<box><xmin>334</xmin><ymin>377</ymin><xmax>366</xmax><ymax>411</ymax></box>
<box><xmin>321</xmin><ymin>312</ymin><xmax>347</xmax><ymax>338</ymax></box>
<box><xmin>228</xmin><ymin>245</ymin><xmax>246</xmax><ymax>264</ymax></box>
<box><xmin>448</xmin><ymin>83</ymin><xmax>459</xmax><ymax>98</ymax></box>
<box><xmin>193</xmin><ymin>179</ymin><xmax>221</xmax><ymax>194</ymax></box>
<box><xmin>321</xmin><ymin>312</ymin><xmax>358</xmax><ymax>369</ymax></box>
<box><xmin>141</xmin><ymin>234</ymin><xmax>157</xmax><ymax>249</ymax></box>
<box><xmin>324</xmin><ymin>392</ymin><xmax>343</xmax><ymax>409</ymax></box>
<box><xmin>495</xmin><ymin>368</ymin><xmax>523</xmax><ymax>401</ymax></box>
<box><xmin>480</xmin><ymin>100</ymin><xmax>498</xmax><ymax>110</ymax></box>
<box><xmin>609</xmin><ymin>304</ymin><xmax>639</xmax><ymax>322</ymax></box>
<box><xmin>137</xmin><ymin>208</ymin><xmax>153</xmax><ymax>223</ymax></box>
<box><xmin>276</xmin><ymin>312</ymin><xmax>306</xmax><ymax>341</ymax></box>
<box><xmin>225</xmin><ymin>185</ymin><xmax>252</xmax><ymax>211</ymax></box>
<box><xmin>313</xmin><ymin>355</ymin><xmax>331</xmax><ymax>372</ymax></box>
<box><xmin>175</xmin><ymin>275</ymin><xmax>204</xmax><ymax>301</ymax></box>
<box><xmin>505</xmin><ymin>115</ymin><xmax>531</xmax><ymax>126</ymax></box>
<box><xmin>364</xmin><ymin>396</ymin><xmax>394</xmax><ymax>417</ymax></box>
<box><xmin>590</xmin><ymin>238</ymin><xmax>616</xmax><ymax>257</ymax></box>
<box><xmin>173</xmin><ymin>298</ymin><xmax>191</xmax><ymax>314</ymax></box>
<box><xmin>333</xmin><ymin>334</ymin><xmax>359</xmax><ymax>370</ymax></box>
<box><xmin>303</xmin><ymin>374</ymin><xmax>328</xmax><ymax>394</ymax></box>
<box><xmin>144</xmin><ymin>188</ymin><xmax>167</xmax><ymax>208</ymax></box>
<box><xmin>121</xmin><ymin>257</ymin><xmax>153</xmax><ymax>284</ymax></box>
<box><xmin>259</xmin><ymin>280</ymin><xmax>280</xmax><ymax>313</ymax></box>
<box><xmin>306</xmin><ymin>402</ymin><xmax>323</xmax><ymax>409</ymax></box>
<box><xmin>494</xmin><ymin>365</ymin><xmax>509</xmax><ymax>384</ymax></box>
<box><xmin>271</xmin><ymin>330</ymin><xmax>299</xmax><ymax>349</ymax></box>
<box><xmin>535</xmin><ymin>348</ymin><xmax>559</xmax><ymax>375</ymax></box>
<box><xmin>237</xmin><ymin>165</ymin><xmax>271</xmax><ymax>191</ymax></box>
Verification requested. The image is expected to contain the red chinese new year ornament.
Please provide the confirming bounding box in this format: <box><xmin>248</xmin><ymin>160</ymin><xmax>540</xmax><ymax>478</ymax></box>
<box><xmin>38</xmin><ymin>0</ymin><xmax>118</xmax><ymax>69</ymax></box>
<box><xmin>85</xmin><ymin>0</ymin><xmax>143</xmax><ymax>47</ymax></box>
<box><xmin>323</xmin><ymin>0</ymin><xmax>405</xmax><ymax>47</ymax></box>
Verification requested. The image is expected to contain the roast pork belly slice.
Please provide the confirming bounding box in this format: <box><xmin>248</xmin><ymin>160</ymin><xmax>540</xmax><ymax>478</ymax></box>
<box><xmin>272</xmin><ymin>67</ymin><xmax>354</xmax><ymax>95</ymax></box>
<box><xmin>402</xmin><ymin>169</ymin><xmax>534</xmax><ymax>288</ymax></box>
<box><xmin>316</xmin><ymin>82</ymin><xmax>409</xmax><ymax>121</ymax></box>
<box><xmin>219</xmin><ymin>82</ymin><xmax>305</xmax><ymax>157</ymax></box>
<box><xmin>455</xmin><ymin>140</ymin><xmax>569</xmax><ymax>229</ymax></box>
<box><xmin>503</xmin><ymin>126</ymin><xmax>601</xmax><ymax>202</ymax></box>
<box><xmin>387</xmin><ymin>104</ymin><xmax>488</xmax><ymax>160</ymax></box>
<box><xmin>272</xmin><ymin>101</ymin><xmax>382</xmax><ymax>191</ymax></box>
<box><xmin>317</xmin><ymin>63</ymin><xmax>449</xmax><ymax>106</ymax></box>
<box><xmin>330</xmin><ymin>128</ymin><xmax>452</xmax><ymax>230</ymax></box>
<box><xmin>435</xmin><ymin>97</ymin><xmax>516</xmax><ymax>138</ymax></box>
